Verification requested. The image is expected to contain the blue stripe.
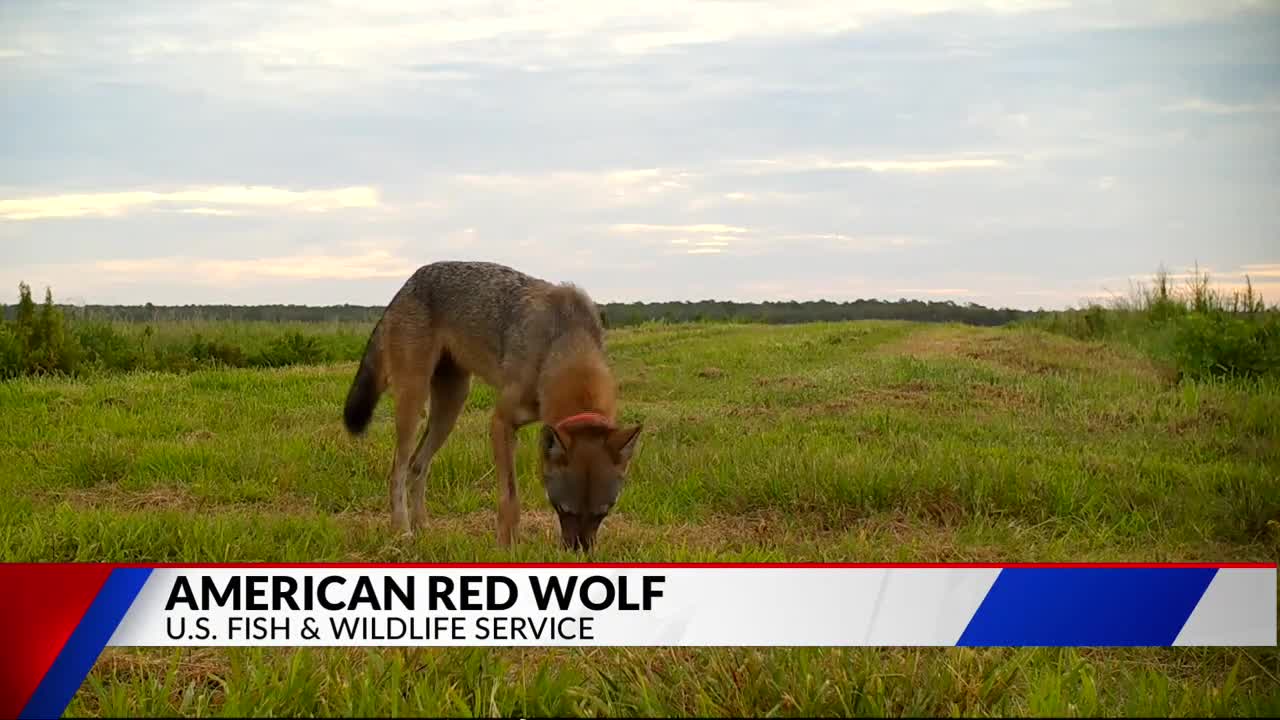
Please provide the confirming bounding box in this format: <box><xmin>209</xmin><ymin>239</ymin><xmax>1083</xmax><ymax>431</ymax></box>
<box><xmin>957</xmin><ymin>567</ymin><xmax>1217</xmax><ymax>647</ymax></box>
<box><xmin>20</xmin><ymin>568</ymin><xmax>153</xmax><ymax>720</ymax></box>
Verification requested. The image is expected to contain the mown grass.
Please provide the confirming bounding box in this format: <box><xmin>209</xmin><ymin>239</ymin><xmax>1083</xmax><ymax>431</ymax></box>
<box><xmin>1</xmin><ymin>320</ymin><xmax>1278</xmax><ymax>717</ymax></box>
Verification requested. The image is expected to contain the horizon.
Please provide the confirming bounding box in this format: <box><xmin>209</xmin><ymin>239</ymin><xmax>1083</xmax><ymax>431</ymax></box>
<box><xmin>5</xmin><ymin>292</ymin><xmax>1050</xmax><ymax>312</ymax></box>
<box><xmin>12</xmin><ymin>265</ymin><xmax>1272</xmax><ymax>314</ymax></box>
<box><xmin>3</xmin><ymin>1</ymin><xmax>1278</xmax><ymax>312</ymax></box>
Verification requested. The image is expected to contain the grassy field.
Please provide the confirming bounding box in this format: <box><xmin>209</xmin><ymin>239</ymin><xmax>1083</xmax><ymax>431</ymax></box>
<box><xmin>1</xmin><ymin>320</ymin><xmax>1278</xmax><ymax>716</ymax></box>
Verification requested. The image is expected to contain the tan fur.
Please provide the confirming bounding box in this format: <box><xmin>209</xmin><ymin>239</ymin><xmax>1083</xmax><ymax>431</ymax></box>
<box><xmin>343</xmin><ymin>261</ymin><xmax>641</xmax><ymax>551</ymax></box>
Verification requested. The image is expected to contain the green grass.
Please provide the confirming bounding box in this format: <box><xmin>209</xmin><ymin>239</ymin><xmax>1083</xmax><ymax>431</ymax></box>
<box><xmin>2</xmin><ymin>320</ymin><xmax>1278</xmax><ymax>716</ymax></box>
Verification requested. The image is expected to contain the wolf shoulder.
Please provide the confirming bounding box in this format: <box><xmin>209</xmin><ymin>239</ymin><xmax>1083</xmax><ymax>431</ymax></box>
<box><xmin>411</xmin><ymin>262</ymin><xmax>600</xmax><ymax>325</ymax></box>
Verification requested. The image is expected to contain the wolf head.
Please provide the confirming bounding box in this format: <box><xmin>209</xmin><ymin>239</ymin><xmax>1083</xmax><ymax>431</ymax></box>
<box><xmin>538</xmin><ymin>420</ymin><xmax>642</xmax><ymax>552</ymax></box>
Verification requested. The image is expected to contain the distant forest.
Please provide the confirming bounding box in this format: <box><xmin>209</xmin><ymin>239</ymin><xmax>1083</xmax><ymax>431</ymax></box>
<box><xmin>4</xmin><ymin>299</ymin><xmax>1045</xmax><ymax>327</ymax></box>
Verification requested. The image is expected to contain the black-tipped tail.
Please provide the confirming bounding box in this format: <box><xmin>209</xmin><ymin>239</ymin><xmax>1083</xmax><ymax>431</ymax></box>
<box><xmin>343</xmin><ymin>362</ymin><xmax>380</xmax><ymax>435</ymax></box>
<box><xmin>343</xmin><ymin>321</ymin><xmax>384</xmax><ymax>435</ymax></box>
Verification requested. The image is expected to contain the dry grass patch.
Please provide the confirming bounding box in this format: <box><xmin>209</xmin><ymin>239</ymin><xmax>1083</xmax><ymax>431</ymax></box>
<box><xmin>885</xmin><ymin>326</ymin><xmax>1164</xmax><ymax>382</ymax></box>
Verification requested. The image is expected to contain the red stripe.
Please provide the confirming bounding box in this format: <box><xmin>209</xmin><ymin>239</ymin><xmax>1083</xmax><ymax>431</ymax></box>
<box><xmin>13</xmin><ymin>562</ymin><xmax>1276</xmax><ymax>569</ymax></box>
<box><xmin>0</xmin><ymin>565</ymin><xmax>113</xmax><ymax>719</ymax></box>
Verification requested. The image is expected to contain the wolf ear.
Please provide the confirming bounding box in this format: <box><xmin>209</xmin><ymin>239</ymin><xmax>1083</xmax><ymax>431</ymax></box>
<box><xmin>541</xmin><ymin>424</ymin><xmax>568</xmax><ymax>463</ymax></box>
<box><xmin>606</xmin><ymin>424</ymin><xmax>642</xmax><ymax>469</ymax></box>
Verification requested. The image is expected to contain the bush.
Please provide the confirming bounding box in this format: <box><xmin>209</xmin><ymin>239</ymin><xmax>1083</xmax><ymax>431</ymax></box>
<box><xmin>189</xmin><ymin>334</ymin><xmax>248</xmax><ymax>368</ymax></box>
<box><xmin>6</xmin><ymin>284</ymin><xmax>80</xmax><ymax>376</ymax></box>
<box><xmin>75</xmin><ymin>322</ymin><xmax>142</xmax><ymax>372</ymax></box>
<box><xmin>0</xmin><ymin>284</ymin><xmax>357</xmax><ymax>380</ymax></box>
<box><xmin>0</xmin><ymin>324</ymin><xmax>22</xmax><ymax>379</ymax></box>
<box><xmin>1171</xmin><ymin>312</ymin><xmax>1280</xmax><ymax>381</ymax></box>
<box><xmin>251</xmin><ymin>331</ymin><xmax>327</xmax><ymax>368</ymax></box>
<box><xmin>1027</xmin><ymin>267</ymin><xmax>1279</xmax><ymax>382</ymax></box>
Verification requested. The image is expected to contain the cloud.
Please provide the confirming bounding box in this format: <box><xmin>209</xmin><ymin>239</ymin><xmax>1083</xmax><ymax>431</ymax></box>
<box><xmin>1241</xmin><ymin>263</ymin><xmax>1280</xmax><ymax>279</ymax></box>
<box><xmin>95</xmin><ymin>247</ymin><xmax>415</xmax><ymax>284</ymax></box>
<box><xmin>894</xmin><ymin>287</ymin><xmax>973</xmax><ymax>295</ymax></box>
<box><xmin>779</xmin><ymin>233</ymin><xmax>917</xmax><ymax>249</ymax></box>
<box><xmin>438</xmin><ymin>227</ymin><xmax>480</xmax><ymax>249</ymax></box>
<box><xmin>10</xmin><ymin>0</ymin><xmax>1260</xmax><ymax>115</ymax></box>
<box><xmin>1100</xmin><ymin>263</ymin><xmax>1280</xmax><ymax>305</ymax></box>
<box><xmin>602</xmin><ymin>224</ymin><xmax>923</xmax><ymax>259</ymax></box>
<box><xmin>2</xmin><ymin>1</ymin><xmax>1278</xmax><ymax>310</ymax></box>
<box><xmin>0</xmin><ymin>186</ymin><xmax>380</xmax><ymax>220</ymax></box>
<box><xmin>610</xmin><ymin>223</ymin><xmax>760</xmax><ymax>257</ymax></box>
<box><xmin>684</xmin><ymin>189</ymin><xmax>815</xmax><ymax>212</ymax></box>
<box><xmin>174</xmin><ymin>208</ymin><xmax>242</xmax><ymax>217</ymax></box>
<box><xmin>1110</xmin><ymin>276</ymin><xmax>1280</xmax><ymax>305</ymax></box>
<box><xmin>1163</xmin><ymin>98</ymin><xmax>1280</xmax><ymax>115</ymax></box>
<box><xmin>745</xmin><ymin>154</ymin><xmax>1012</xmax><ymax>174</ymax></box>
<box><xmin>452</xmin><ymin>169</ymin><xmax>695</xmax><ymax>209</ymax></box>
<box><xmin>609</xmin><ymin>223</ymin><xmax>749</xmax><ymax>234</ymax></box>
<box><xmin>0</xmin><ymin>243</ymin><xmax>421</xmax><ymax>305</ymax></box>
<box><xmin>2</xmin><ymin>1</ymin><xmax>1070</xmax><ymax>73</ymax></box>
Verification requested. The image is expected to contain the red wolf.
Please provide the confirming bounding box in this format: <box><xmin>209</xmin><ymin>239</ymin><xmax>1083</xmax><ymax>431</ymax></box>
<box><xmin>343</xmin><ymin>261</ymin><xmax>641</xmax><ymax>552</ymax></box>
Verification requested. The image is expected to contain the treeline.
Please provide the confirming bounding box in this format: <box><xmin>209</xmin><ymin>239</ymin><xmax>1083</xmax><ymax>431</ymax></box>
<box><xmin>5</xmin><ymin>298</ymin><xmax>1040</xmax><ymax>327</ymax></box>
<box><xmin>599</xmin><ymin>299</ymin><xmax>1034</xmax><ymax>327</ymax></box>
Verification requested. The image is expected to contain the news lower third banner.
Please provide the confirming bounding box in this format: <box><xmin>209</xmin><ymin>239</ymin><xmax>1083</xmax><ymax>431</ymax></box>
<box><xmin>2</xmin><ymin>563</ymin><xmax>1276</xmax><ymax>719</ymax></box>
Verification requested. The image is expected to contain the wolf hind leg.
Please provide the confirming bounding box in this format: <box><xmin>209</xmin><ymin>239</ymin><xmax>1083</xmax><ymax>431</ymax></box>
<box><xmin>407</xmin><ymin>358</ymin><xmax>472</xmax><ymax>531</ymax></box>
<box><xmin>390</xmin><ymin>370</ymin><xmax>431</xmax><ymax>535</ymax></box>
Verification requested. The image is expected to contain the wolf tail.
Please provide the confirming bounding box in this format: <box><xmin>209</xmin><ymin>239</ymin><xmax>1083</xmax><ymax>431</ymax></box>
<box><xmin>344</xmin><ymin>316</ymin><xmax>386</xmax><ymax>435</ymax></box>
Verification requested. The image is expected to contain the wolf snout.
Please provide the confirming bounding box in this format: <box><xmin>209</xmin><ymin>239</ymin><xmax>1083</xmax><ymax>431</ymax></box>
<box><xmin>556</xmin><ymin>511</ymin><xmax>602</xmax><ymax>553</ymax></box>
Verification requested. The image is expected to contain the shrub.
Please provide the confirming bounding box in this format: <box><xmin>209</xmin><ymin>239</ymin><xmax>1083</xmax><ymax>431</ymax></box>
<box><xmin>75</xmin><ymin>322</ymin><xmax>141</xmax><ymax>373</ymax></box>
<box><xmin>0</xmin><ymin>284</ymin><xmax>360</xmax><ymax>380</ymax></box>
<box><xmin>189</xmin><ymin>334</ymin><xmax>248</xmax><ymax>368</ymax></box>
<box><xmin>252</xmin><ymin>331</ymin><xmax>327</xmax><ymax>368</ymax></box>
<box><xmin>1082</xmin><ymin>304</ymin><xmax>1109</xmax><ymax>338</ymax></box>
<box><xmin>0</xmin><ymin>324</ymin><xmax>22</xmax><ymax>379</ymax></box>
<box><xmin>1145</xmin><ymin>268</ymin><xmax>1186</xmax><ymax>323</ymax></box>
<box><xmin>9</xmin><ymin>284</ymin><xmax>80</xmax><ymax>376</ymax></box>
<box><xmin>1171</xmin><ymin>312</ymin><xmax>1280</xmax><ymax>381</ymax></box>
<box><xmin>1025</xmin><ymin>268</ymin><xmax>1279</xmax><ymax>382</ymax></box>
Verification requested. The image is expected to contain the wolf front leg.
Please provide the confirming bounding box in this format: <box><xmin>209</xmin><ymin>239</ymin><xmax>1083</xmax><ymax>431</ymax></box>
<box><xmin>490</xmin><ymin>409</ymin><xmax>520</xmax><ymax>547</ymax></box>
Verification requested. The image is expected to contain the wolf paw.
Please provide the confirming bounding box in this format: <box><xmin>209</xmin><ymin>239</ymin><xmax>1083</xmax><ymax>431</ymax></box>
<box><xmin>411</xmin><ymin>507</ymin><xmax>428</xmax><ymax>533</ymax></box>
<box><xmin>392</xmin><ymin>510</ymin><xmax>411</xmax><ymax>536</ymax></box>
<box><xmin>497</xmin><ymin>500</ymin><xmax>520</xmax><ymax>547</ymax></box>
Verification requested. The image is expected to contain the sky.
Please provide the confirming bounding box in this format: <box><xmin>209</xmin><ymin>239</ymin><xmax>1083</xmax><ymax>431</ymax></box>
<box><xmin>2</xmin><ymin>0</ymin><xmax>1278</xmax><ymax>310</ymax></box>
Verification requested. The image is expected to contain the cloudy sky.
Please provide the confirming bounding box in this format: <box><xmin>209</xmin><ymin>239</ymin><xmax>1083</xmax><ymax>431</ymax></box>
<box><xmin>2</xmin><ymin>1</ymin><xmax>1278</xmax><ymax>309</ymax></box>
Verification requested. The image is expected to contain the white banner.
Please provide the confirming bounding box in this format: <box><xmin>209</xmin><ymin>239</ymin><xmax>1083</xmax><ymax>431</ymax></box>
<box><xmin>104</xmin><ymin>566</ymin><xmax>1277</xmax><ymax>647</ymax></box>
